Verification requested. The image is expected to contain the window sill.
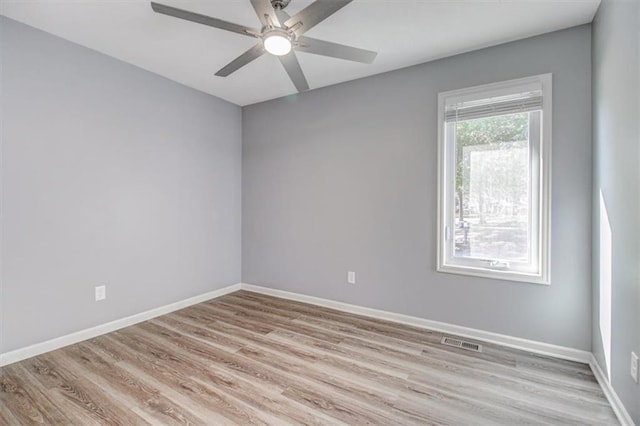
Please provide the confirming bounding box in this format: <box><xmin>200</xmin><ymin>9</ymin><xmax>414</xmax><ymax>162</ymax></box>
<box><xmin>437</xmin><ymin>263</ymin><xmax>549</xmax><ymax>285</ymax></box>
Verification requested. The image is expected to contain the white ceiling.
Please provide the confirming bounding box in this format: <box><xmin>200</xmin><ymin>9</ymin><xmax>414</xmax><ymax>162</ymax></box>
<box><xmin>1</xmin><ymin>0</ymin><xmax>599</xmax><ymax>106</ymax></box>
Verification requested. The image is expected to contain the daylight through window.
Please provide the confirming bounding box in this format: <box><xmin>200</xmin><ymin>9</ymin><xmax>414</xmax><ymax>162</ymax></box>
<box><xmin>437</xmin><ymin>75</ymin><xmax>551</xmax><ymax>284</ymax></box>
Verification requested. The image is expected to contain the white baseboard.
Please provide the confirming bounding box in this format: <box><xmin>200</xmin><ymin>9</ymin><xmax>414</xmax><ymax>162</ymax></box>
<box><xmin>0</xmin><ymin>281</ymin><xmax>593</xmax><ymax>366</ymax></box>
<box><xmin>240</xmin><ymin>283</ymin><xmax>592</xmax><ymax>364</ymax></box>
<box><xmin>589</xmin><ymin>354</ymin><xmax>635</xmax><ymax>426</ymax></box>
<box><xmin>0</xmin><ymin>283</ymin><xmax>242</xmax><ymax>367</ymax></box>
<box><xmin>1</xmin><ymin>282</ymin><xmax>590</xmax><ymax>366</ymax></box>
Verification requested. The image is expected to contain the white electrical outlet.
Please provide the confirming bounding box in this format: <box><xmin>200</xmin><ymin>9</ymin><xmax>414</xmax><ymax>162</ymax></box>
<box><xmin>631</xmin><ymin>352</ymin><xmax>639</xmax><ymax>383</ymax></box>
<box><xmin>347</xmin><ymin>271</ymin><xmax>356</xmax><ymax>284</ymax></box>
<box><xmin>95</xmin><ymin>285</ymin><xmax>106</xmax><ymax>301</ymax></box>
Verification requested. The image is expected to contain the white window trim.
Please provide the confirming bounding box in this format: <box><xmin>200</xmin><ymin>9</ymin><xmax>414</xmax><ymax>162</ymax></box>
<box><xmin>436</xmin><ymin>74</ymin><xmax>552</xmax><ymax>285</ymax></box>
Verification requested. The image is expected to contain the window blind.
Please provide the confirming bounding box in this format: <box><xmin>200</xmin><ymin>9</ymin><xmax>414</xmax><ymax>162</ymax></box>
<box><xmin>445</xmin><ymin>92</ymin><xmax>543</xmax><ymax>122</ymax></box>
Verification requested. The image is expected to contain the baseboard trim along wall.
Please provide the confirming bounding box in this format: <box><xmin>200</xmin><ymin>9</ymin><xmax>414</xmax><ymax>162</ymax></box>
<box><xmin>0</xmin><ymin>281</ymin><xmax>591</xmax><ymax>366</ymax></box>
<box><xmin>0</xmin><ymin>283</ymin><xmax>242</xmax><ymax>367</ymax></box>
<box><xmin>240</xmin><ymin>283</ymin><xmax>592</xmax><ymax>363</ymax></box>
<box><xmin>1</xmin><ymin>281</ymin><xmax>631</xmax><ymax>426</ymax></box>
<box><xmin>589</xmin><ymin>354</ymin><xmax>635</xmax><ymax>426</ymax></box>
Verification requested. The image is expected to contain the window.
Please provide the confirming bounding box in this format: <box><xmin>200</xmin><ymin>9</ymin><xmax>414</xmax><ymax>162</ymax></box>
<box><xmin>437</xmin><ymin>74</ymin><xmax>551</xmax><ymax>284</ymax></box>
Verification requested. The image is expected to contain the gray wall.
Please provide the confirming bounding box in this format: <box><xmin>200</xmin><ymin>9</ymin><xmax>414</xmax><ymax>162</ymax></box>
<box><xmin>0</xmin><ymin>17</ymin><xmax>242</xmax><ymax>353</ymax></box>
<box><xmin>592</xmin><ymin>0</ymin><xmax>640</xmax><ymax>422</ymax></box>
<box><xmin>243</xmin><ymin>25</ymin><xmax>593</xmax><ymax>350</ymax></box>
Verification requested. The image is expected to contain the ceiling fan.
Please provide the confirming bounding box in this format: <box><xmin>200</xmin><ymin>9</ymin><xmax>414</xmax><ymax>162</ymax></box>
<box><xmin>150</xmin><ymin>0</ymin><xmax>377</xmax><ymax>92</ymax></box>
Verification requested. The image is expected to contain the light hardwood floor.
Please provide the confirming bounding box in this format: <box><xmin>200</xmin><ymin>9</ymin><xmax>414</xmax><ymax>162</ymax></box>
<box><xmin>1</xmin><ymin>290</ymin><xmax>619</xmax><ymax>425</ymax></box>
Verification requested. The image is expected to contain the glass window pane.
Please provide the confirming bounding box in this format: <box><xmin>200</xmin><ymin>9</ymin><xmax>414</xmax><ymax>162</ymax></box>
<box><xmin>453</xmin><ymin>112</ymin><xmax>530</xmax><ymax>263</ymax></box>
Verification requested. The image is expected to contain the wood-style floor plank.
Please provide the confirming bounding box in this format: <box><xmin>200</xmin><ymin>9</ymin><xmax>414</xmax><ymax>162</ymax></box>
<box><xmin>1</xmin><ymin>290</ymin><xmax>620</xmax><ymax>425</ymax></box>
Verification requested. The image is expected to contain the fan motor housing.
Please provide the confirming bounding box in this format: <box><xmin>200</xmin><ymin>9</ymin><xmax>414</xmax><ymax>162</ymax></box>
<box><xmin>270</xmin><ymin>0</ymin><xmax>291</xmax><ymax>10</ymax></box>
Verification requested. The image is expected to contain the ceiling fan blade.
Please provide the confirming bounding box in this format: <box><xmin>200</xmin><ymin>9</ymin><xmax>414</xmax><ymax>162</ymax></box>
<box><xmin>151</xmin><ymin>2</ymin><xmax>259</xmax><ymax>38</ymax></box>
<box><xmin>250</xmin><ymin>0</ymin><xmax>280</xmax><ymax>27</ymax></box>
<box><xmin>278</xmin><ymin>52</ymin><xmax>309</xmax><ymax>92</ymax></box>
<box><xmin>284</xmin><ymin>0</ymin><xmax>353</xmax><ymax>36</ymax></box>
<box><xmin>296</xmin><ymin>36</ymin><xmax>376</xmax><ymax>64</ymax></box>
<box><xmin>215</xmin><ymin>43</ymin><xmax>266</xmax><ymax>77</ymax></box>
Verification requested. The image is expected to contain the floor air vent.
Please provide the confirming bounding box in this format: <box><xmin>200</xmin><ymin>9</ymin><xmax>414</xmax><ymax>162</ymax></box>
<box><xmin>441</xmin><ymin>336</ymin><xmax>483</xmax><ymax>352</ymax></box>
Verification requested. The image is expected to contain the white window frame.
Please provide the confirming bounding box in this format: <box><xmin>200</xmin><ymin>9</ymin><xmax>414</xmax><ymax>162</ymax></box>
<box><xmin>437</xmin><ymin>74</ymin><xmax>552</xmax><ymax>285</ymax></box>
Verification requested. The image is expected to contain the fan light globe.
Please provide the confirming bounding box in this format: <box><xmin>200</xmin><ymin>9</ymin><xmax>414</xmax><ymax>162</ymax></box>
<box><xmin>263</xmin><ymin>33</ymin><xmax>292</xmax><ymax>56</ymax></box>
